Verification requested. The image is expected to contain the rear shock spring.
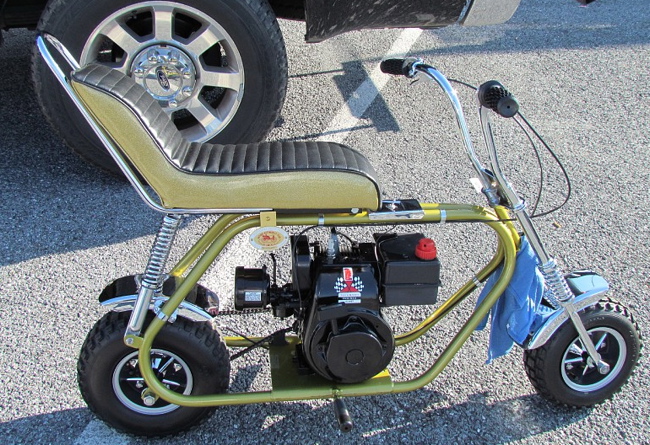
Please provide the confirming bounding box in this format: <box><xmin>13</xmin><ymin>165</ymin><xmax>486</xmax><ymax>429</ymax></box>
<box><xmin>141</xmin><ymin>214</ymin><xmax>183</xmax><ymax>292</ymax></box>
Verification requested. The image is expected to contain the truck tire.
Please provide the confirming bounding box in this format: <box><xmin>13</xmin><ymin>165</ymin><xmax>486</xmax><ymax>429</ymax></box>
<box><xmin>33</xmin><ymin>0</ymin><xmax>287</xmax><ymax>174</ymax></box>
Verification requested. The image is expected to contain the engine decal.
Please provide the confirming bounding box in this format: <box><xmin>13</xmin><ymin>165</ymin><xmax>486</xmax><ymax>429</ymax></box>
<box><xmin>335</xmin><ymin>267</ymin><xmax>364</xmax><ymax>304</ymax></box>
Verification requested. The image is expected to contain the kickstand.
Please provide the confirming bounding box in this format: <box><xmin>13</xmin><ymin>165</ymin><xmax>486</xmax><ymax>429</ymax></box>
<box><xmin>333</xmin><ymin>397</ymin><xmax>353</xmax><ymax>433</ymax></box>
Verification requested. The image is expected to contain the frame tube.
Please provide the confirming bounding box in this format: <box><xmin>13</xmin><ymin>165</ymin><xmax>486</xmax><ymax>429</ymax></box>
<box><xmin>395</xmin><ymin>241</ymin><xmax>505</xmax><ymax>346</ymax></box>
<box><xmin>169</xmin><ymin>214</ymin><xmax>242</xmax><ymax>277</ymax></box>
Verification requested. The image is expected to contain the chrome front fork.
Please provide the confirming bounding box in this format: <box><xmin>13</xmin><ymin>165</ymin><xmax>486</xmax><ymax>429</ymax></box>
<box><xmin>125</xmin><ymin>214</ymin><xmax>183</xmax><ymax>342</ymax></box>
<box><xmin>478</xmin><ymin>107</ymin><xmax>609</xmax><ymax>372</ymax></box>
<box><xmin>413</xmin><ymin>62</ymin><xmax>605</xmax><ymax>367</ymax></box>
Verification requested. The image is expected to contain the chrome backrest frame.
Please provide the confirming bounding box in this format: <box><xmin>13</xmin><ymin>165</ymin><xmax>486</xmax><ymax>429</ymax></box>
<box><xmin>36</xmin><ymin>33</ymin><xmax>270</xmax><ymax>215</ymax></box>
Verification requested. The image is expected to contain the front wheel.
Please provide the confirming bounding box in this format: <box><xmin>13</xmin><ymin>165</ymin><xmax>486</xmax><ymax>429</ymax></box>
<box><xmin>78</xmin><ymin>311</ymin><xmax>230</xmax><ymax>436</ymax></box>
<box><xmin>524</xmin><ymin>298</ymin><xmax>641</xmax><ymax>406</ymax></box>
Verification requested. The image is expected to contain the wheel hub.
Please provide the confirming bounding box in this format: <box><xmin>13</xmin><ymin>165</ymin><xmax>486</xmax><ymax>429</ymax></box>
<box><xmin>561</xmin><ymin>327</ymin><xmax>625</xmax><ymax>391</ymax></box>
<box><xmin>113</xmin><ymin>349</ymin><xmax>193</xmax><ymax>415</ymax></box>
<box><xmin>131</xmin><ymin>45</ymin><xmax>197</xmax><ymax>109</ymax></box>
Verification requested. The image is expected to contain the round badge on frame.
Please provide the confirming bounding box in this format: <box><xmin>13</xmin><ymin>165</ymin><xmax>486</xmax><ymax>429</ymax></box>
<box><xmin>249</xmin><ymin>227</ymin><xmax>289</xmax><ymax>251</ymax></box>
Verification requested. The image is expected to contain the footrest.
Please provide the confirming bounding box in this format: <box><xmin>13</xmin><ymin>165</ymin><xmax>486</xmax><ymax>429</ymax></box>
<box><xmin>269</xmin><ymin>341</ymin><xmax>393</xmax><ymax>393</ymax></box>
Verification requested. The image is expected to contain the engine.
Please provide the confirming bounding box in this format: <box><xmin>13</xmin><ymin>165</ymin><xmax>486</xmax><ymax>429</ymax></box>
<box><xmin>234</xmin><ymin>230</ymin><xmax>441</xmax><ymax>384</ymax></box>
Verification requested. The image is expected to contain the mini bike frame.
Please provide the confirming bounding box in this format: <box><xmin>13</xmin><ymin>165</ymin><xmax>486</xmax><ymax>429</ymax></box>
<box><xmin>37</xmin><ymin>34</ymin><xmax>610</xmax><ymax>410</ymax></box>
<box><xmin>133</xmin><ymin>204</ymin><xmax>517</xmax><ymax>407</ymax></box>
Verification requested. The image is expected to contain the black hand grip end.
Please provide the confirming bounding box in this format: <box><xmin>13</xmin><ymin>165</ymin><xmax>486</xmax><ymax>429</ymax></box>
<box><xmin>478</xmin><ymin>80</ymin><xmax>519</xmax><ymax>118</ymax></box>
<box><xmin>380</xmin><ymin>58</ymin><xmax>407</xmax><ymax>76</ymax></box>
<box><xmin>496</xmin><ymin>95</ymin><xmax>519</xmax><ymax>118</ymax></box>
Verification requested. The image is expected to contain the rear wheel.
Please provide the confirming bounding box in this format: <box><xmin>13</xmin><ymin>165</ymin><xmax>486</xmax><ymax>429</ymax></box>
<box><xmin>33</xmin><ymin>0</ymin><xmax>287</xmax><ymax>174</ymax></box>
<box><xmin>524</xmin><ymin>298</ymin><xmax>641</xmax><ymax>406</ymax></box>
<box><xmin>78</xmin><ymin>311</ymin><xmax>230</xmax><ymax>436</ymax></box>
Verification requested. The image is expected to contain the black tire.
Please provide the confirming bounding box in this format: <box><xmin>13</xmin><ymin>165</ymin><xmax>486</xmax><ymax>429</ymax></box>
<box><xmin>78</xmin><ymin>311</ymin><xmax>230</xmax><ymax>437</ymax></box>
<box><xmin>524</xmin><ymin>298</ymin><xmax>642</xmax><ymax>407</ymax></box>
<box><xmin>33</xmin><ymin>0</ymin><xmax>287</xmax><ymax>175</ymax></box>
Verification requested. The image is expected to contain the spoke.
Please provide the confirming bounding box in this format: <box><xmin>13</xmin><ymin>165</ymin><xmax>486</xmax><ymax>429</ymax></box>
<box><xmin>162</xmin><ymin>379</ymin><xmax>182</xmax><ymax>387</ymax></box>
<box><xmin>101</xmin><ymin>20</ymin><xmax>143</xmax><ymax>56</ymax></box>
<box><xmin>185</xmin><ymin>25</ymin><xmax>222</xmax><ymax>57</ymax></box>
<box><xmin>125</xmin><ymin>377</ymin><xmax>145</xmax><ymax>382</ymax></box>
<box><xmin>152</xmin><ymin>4</ymin><xmax>175</xmax><ymax>41</ymax></box>
<box><xmin>152</xmin><ymin>357</ymin><xmax>162</xmax><ymax>369</ymax></box>
<box><xmin>568</xmin><ymin>343</ymin><xmax>584</xmax><ymax>356</ymax></box>
<box><xmin>201</xmin><ymin>68</ymin><xmax>243</xmax><ymax>91</ymax></box>
<box><xmin>564</xmin><ymin>357</ymin><xmax>585</xmax><ymax>364</ymax></box>
<box><xmin>158</xmin><ymin>357</ymin><xmax>176</xmax><ymax>374</ymax></box>
<box><xmin>186</xmin><ymin>98</ymin><xmax>224</xmax><ymax>135</ymax></box>
<box><xmin>594</xmin><ymin>332</ymin><xmax>608</xmax><ymax>351</ymax></box>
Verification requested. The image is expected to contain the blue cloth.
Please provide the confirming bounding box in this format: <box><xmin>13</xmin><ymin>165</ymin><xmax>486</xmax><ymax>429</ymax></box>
<box><xmin>475</xmin><ymin>236</ymin><xmax>545</xmax><ymax>364</ymax></box>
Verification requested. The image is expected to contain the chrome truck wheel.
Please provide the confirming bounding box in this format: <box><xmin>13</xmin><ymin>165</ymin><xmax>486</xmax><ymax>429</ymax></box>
<box><xmin>34</xmin><ymin>0</ymin><xmax>287</xmax><ymax>174</ymax></box>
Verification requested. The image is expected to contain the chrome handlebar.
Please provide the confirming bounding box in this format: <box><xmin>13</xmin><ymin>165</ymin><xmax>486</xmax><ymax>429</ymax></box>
<box><xmin>381</xmin><ymin>58</ymin><xmax>561</xmax><ymax>270</ymax></box>
<box><xmin>384</xmin><ymin>59</ymin><xmax>503</xmax><ymax>206</ymax></box>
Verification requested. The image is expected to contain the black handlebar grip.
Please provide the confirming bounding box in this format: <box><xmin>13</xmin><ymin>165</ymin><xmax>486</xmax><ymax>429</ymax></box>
<box><xmin>477</xmin><ymin>80</ymin><xmax>519</xmax><ymax>118</ymax></box>
<box><xmin>380</xmin><ymin>58</ymin><xmax>408</xmax><ymax>76</ymax></box>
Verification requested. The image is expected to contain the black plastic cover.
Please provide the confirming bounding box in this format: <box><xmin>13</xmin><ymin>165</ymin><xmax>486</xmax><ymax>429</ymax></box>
<box><xmin>291</xmin><ymin>235</ymin><xmax>312</xmax><ymax>294</ymax></box>
<box><xmin>234</xmin><ymin>267</ymin><xmax>270</xmax><ymax>310</ymax></box>
<box><xmin>376</xmin><ymin>233</ymin><xmax>441</xmax><ymax>306</ymax></box>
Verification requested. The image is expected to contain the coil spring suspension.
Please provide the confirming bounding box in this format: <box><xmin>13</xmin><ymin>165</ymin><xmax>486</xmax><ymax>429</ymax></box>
<box><xmin>126</xmin><ymin>214</ymin><xmax>183</xmax><ymax>337</ymax></box>
<box><xmin>141</xmin><ymin>214</ymin><xmax>183</xmax><ymax>292</ymax></box>
<box><xmin>540</xmin><ymin>258</ymin><xmax>573</xmax><ymax>309</ymax></box>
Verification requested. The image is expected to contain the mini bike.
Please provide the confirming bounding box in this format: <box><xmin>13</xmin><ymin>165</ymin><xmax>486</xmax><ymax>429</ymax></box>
<box><xmin>37</xmin><ymin>33</ymin><xmax>641</xmax><ymax>436</ymax></box>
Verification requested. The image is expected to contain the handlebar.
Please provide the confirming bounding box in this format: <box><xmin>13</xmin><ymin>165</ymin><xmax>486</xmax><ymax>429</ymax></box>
<box><xmin>378</xmin><ymin>55</ymin><xmax>558</xmax><ymax>269</ymax></box>
<box><xmin>380</xmin><ymin>57</ymin><xmax>502</xmax><ymax>206</ymax></box>
<box><xmin>477</xmin><ymin>80</ymin><xmax>519</xmax><ymax>118</ymax></box>
<box><xmin>380</xmin><ymin>58</ymin><xmax>410</xmax><ymax>76</ymax></box>
<box><xmin>381</xmin><ymin>58</ymin><xmax>519</xmax><ymax>119</ymax></box>
<box><xmin>380</xmin><ymin>58</ymin><xmax>422</xmax><ymax>78</ymax></box>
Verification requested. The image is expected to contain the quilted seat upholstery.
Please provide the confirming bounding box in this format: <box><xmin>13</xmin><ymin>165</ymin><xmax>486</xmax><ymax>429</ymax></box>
<box><xmin>70</xmin><ymin>64</ymin><xmax>381</xmax><ymax>211</ymax></box>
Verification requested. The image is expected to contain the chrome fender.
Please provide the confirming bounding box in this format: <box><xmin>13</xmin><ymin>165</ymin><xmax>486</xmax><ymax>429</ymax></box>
<box><xmin>525</xmin><ymin>271</ymin><xmax>609</xmax><ymax>350</ymax></box>
<box><xmin>98</xmin><ymin>275</ymin><xmax>215</xmax><ymax>323</ymax></box>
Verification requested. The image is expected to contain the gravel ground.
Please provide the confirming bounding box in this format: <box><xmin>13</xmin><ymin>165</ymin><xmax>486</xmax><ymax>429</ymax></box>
<box><xmin>1</xmin><ymin>0</ymin><xmax>649</xmax><ymax>443</ymax></box>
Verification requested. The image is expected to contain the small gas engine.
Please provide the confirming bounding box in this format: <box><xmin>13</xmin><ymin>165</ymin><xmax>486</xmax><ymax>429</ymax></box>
<box><xmin>234</xmin><ymin>230</ymin><xmax>441</xmax><ymax>383</ymax></box>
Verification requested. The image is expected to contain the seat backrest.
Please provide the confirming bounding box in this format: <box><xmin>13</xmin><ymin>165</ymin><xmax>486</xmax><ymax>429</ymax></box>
<box><xmin>70</xmin><ymin>64</ymin><xmax>191</xmax><ymax>192</ymax></box>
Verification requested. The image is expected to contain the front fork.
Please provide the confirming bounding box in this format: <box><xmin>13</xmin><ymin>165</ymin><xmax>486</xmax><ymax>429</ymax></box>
<box><xmin>479</xmin><ymin>107</ymin><xmax>609</xmax><ymax>371</ymax></box>
<box><xmin>412</xmin><ymin>62</ymin><xmax>608</xmax><ymax>369</ymax></box>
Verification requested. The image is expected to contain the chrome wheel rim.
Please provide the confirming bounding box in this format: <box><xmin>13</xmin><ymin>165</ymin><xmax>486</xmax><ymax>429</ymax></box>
<box><xmin>561</xmin><ymin>327</ymin><xmax>627</xmax><ymax>392</ymax></box>
<box><xmin>112</xmin><ymin>348</ymin><xmax>194</xmax><ymax>415</ymax></box>
<box><xmin>81</xmin><ymin>1</ymin><xmax>244</xmax><ymax>142</ymax></box>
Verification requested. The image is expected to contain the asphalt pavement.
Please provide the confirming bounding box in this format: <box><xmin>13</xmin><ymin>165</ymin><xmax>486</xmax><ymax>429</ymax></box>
<box><xmin>1</xmin><ymin>0</ymin><xmax>649</xmax><ymax>443</ymax></box>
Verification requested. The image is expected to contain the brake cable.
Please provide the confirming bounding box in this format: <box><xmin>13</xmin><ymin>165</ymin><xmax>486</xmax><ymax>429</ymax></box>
<box><xmin>449</xmin><ymin>78</ymin><xmax>572</xmax><ymax>218</ymax></box>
